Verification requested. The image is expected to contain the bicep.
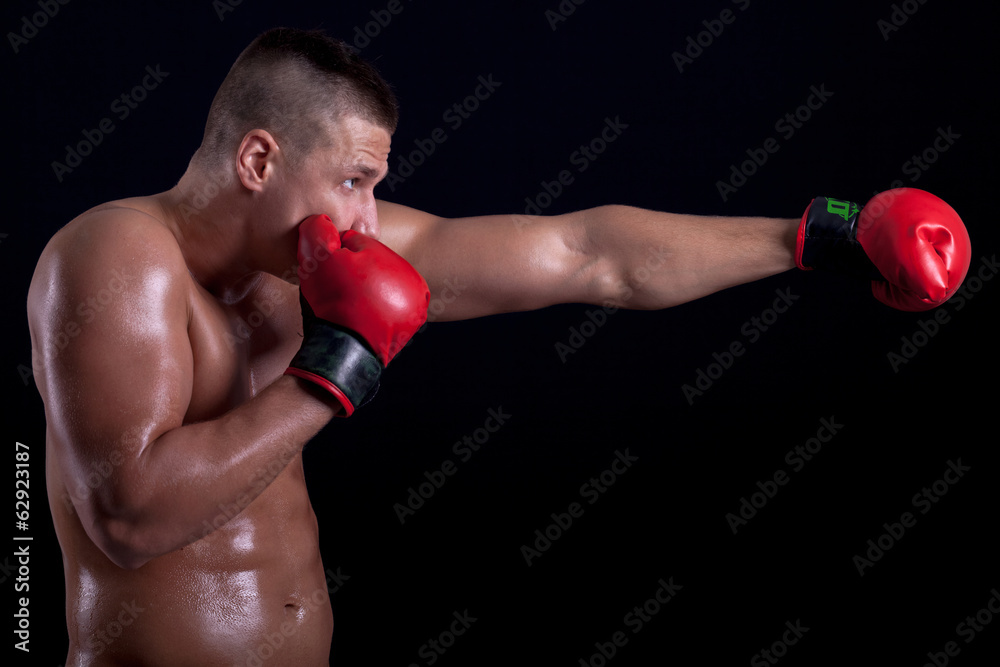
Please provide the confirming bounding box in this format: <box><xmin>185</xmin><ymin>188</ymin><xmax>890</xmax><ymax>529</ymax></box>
<box><xmin>378</xmin><ymin>200</ymin><xmax>607</xmax><ymax>321</ymax></box>
<box><xmin>29</xmin><ymin>215</ymin><xmax>193</xmax><ymax>520</ymax></box>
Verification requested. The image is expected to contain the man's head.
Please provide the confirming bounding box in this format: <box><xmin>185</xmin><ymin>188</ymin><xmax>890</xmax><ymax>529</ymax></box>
<box><xmin>194</xmin><ymin>27</ymin><xmax>397</xmax><ymax>171</ymax></box>
<box><xmin>177</xmin><ymin>28</ymin><xmax>397</xmax><ymax>281</ymax></box>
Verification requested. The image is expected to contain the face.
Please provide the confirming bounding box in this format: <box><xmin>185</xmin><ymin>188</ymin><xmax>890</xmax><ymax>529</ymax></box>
<box><xmin>250</xmin><ymin>114</ymin><xmax>392</xmax><ymax>280</ymax></box>
<box><xmin>293</xmin><ymin>114</ymin><xmax>392</xmax><ymax>239</ymax></box>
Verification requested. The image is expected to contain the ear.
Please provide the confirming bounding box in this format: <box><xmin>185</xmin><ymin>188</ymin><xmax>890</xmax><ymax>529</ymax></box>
<box><xmin>235</xmin><ymin>129</ymin><xmax>281</xmax><ymax>192</ymax></box>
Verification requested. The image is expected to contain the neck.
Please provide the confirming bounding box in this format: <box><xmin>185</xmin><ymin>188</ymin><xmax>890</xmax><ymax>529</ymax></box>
<box><xmin>154</xmin><ymin>166</ymin><xmax>257</xmax><ymax>298</ymax></box>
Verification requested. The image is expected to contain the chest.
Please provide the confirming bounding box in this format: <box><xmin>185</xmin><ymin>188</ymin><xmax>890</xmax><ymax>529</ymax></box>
<box><xmin>184</xmin><ymin>276</ymin><xmax>302</xmax><ymax>423</ymax></box>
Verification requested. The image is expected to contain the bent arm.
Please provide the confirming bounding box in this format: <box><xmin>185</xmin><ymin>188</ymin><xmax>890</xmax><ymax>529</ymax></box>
<box><xmin>28</xmin><ymin>211</ymin><xmax>336</xmax><ymax>570</ymax></box>
<box><xmin>105</xmin><ymin>376</ymin><xmax>334</xmax><ymax>569</ymax></box>
<box><xmin>377</xmin><ymin>200</ymin><xmax>799</xmax><ymax>321</ymax></box>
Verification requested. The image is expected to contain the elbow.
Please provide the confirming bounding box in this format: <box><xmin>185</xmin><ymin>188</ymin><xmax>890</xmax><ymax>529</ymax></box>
<box><xmin>77</xmin><ymin>472</ymin><xmax>202</xmax><ymax>569</ymax></box>
<box><xmin>575</xmin><ymin>205</ymin><xmax>671</xmax><ymax>309</ymax></box>
<box><xmin>80</xmin><ymin>495</ymin><xmax>158</xmax><ymax>570</ymax></box>
<box><xmin>605</xmin><ymin>249</ymin><xmax>677</xmax><ymax>311</ymax></box>
<box><xmin>587</xmin><ymin>257</ymin><xmax>669</xmax><ymax>311</ymax></box>
<box><xmin>93</xmin><ymin>516</ymin><xmax>155</xmax><ymax>570</ymax></box>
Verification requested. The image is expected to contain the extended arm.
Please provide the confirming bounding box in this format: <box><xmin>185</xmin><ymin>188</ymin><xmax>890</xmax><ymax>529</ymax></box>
<box><xmin>377</xmin><ymin>200</ymin><xmax>799</xmax><ymax>321</ymax></box>
<box><xmin>378</xmin><ymin>188</ymin><xmax>970</xmax><ymax>319</ymax></box>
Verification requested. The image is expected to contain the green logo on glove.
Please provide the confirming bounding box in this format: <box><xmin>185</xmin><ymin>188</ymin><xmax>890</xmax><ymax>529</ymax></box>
<box><xmin>826</xmin><ymin>198</ymin><xmax>860</xmax><ymax>222</ymax></box>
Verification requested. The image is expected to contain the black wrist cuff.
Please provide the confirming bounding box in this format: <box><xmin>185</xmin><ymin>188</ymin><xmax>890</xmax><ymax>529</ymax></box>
<box><xmin>289</xmin><ymin>318</ymin><xmax>383</xmax><ymax>412</ymax></box>
<box><xmin>800</xmin><ymin>196</ymin><xmax>884</xmax><ymax>281</ymax></box>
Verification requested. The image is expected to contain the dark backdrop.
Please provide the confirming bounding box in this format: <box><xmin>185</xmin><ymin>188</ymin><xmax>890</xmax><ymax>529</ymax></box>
<box><xmin>5</xmin><ymin>1</ymin><xmax>998</xmax><ymax>665</ymax></box>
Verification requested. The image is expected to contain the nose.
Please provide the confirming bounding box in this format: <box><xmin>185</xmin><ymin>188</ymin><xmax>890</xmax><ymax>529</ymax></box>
<box><xmin>352</xmin><ymin>195</ymin><xmax>380</xmax><ymax>240</ymax></box>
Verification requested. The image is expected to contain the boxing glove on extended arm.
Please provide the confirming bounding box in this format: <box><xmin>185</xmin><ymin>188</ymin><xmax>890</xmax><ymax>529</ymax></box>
<box><xmin>285</xmin><ymin>215</ymin><xmax>430</xmax><ymax>415</ymax></box>
<box><xmin>796</xmin><ymin>188</ymin><xmax>971</xmax><ymax>311</ymax></box>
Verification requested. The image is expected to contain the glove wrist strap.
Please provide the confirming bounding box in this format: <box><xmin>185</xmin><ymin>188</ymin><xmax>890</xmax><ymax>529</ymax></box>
<box><xmin>796</xmin><ymin>196</ymin><xmax>884</xmax><ymax>280</ymax></box>
<box><xmin>285</xmin><ymin>319</ymin><xmax>382</xmax><ymax>417</ymax></box>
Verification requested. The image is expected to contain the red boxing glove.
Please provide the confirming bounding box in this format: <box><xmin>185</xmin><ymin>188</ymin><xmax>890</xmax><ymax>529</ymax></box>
<box><xmin>285</xmin><ymin>215</ymin><xmax>430</xmax><ymax>414</ymax></box>
<box><xmin>857</xmin><ymin>189</ymin><xmax>971</xmax><ymax>311</ymax></box>
<box><xmin>796</xmin><ymin>188</ymin><xmax>972</xmax><ymax>311</ymax></box>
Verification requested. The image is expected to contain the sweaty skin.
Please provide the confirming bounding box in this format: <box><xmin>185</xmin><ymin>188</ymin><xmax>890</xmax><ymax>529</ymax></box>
<box><xmin>29</xmin><ymin>116</ymin><xmax>391</xmax><ymax>666</ymax></box>
<box><xmin>28</xmin><ymin>115</ymin><xmax>797</xmax><ymax>665</ymax></box>
<box><xmin>40</xmin><ymin>236</ymin><xmax>329</xmax><ymax>665</ymax></box>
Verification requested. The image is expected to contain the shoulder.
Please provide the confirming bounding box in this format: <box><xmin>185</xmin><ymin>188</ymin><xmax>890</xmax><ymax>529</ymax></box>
<box><xmin>376</xmin><ymin>199</ymin><xmax>443</xmax><ymax>258</ymax></box>
<box><xmin>33</xmin><ymin>200</ymin><xmax>186</xmax><ymax>283</ymax></box>
<box><xmin>28</xmin><ymin>201</ymin><xmax>190</xmax><ymax>329</ymax></box>
<box><xmin>45</xmin><ymin>199</ymin><xmax>182</xmax><ymax>265</ymax></box>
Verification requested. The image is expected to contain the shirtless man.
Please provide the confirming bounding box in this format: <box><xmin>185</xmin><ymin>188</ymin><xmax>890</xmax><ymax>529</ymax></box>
<box><xmin>27</xmin><ymin>28</ymin><xmax>970</xmax><ymax>666</ymax></box>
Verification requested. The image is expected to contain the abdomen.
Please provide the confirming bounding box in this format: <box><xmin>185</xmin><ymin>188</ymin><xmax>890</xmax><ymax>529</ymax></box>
<box><xmin>51</xmin><ymin>452</ymin><xmax>333</xmax><ymax>666</ymax></box>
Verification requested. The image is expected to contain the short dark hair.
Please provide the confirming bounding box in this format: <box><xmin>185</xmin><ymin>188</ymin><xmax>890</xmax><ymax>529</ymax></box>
<box><xmin>195</xmin><ymin>27</ymin><xmax>398</xmax><ymax>169</ymax></box>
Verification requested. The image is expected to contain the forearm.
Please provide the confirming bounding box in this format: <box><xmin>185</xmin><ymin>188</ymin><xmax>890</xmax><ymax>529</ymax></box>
<box><xmin>99</xmin><ymin>375</ymin><xmax>338</xmax><ymax>568</ymax></box>
<box><xmin>579</xmin><ymin>205</ymin><xmax>799</xmax><ymax>309</ymax></box>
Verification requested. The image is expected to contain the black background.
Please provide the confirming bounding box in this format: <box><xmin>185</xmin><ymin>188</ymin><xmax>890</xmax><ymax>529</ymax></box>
<box><xmin>4</xmin><ymin>0</ymin><xmax>999</xmax><ymax>665</ymax></box>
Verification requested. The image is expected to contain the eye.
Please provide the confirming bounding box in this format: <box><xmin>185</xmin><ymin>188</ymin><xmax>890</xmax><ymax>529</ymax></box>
<box><xmin>342</xmin><ymin>178</ymin><xmax>356</xmax><ymax>190</ymax></box>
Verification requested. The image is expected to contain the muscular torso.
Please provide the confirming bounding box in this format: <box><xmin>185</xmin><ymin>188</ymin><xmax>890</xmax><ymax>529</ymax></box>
<box><xmin>41</xmin><ymin>198</ymin><xmax>334</xmax><ymax>666</ymax></box>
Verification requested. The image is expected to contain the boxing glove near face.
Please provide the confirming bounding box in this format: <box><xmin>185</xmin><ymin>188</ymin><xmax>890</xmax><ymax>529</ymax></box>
<box><xmin>285</xmin><ymin>214</ymin><xmax>430</xmax><ymax>415</ymax></box>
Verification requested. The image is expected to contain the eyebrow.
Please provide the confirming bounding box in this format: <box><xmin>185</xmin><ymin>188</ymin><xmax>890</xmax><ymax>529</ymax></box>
<box><xmin>351</xmin><ymin>163</ymin><xmax>388</xmax><ymax>183</ymax></box>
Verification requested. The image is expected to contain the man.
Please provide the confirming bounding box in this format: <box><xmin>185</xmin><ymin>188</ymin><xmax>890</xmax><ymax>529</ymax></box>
<box><xmin>27</xmin><ymin>28</ymin><xmax>969</xmax><ymax>665</ymax></box>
